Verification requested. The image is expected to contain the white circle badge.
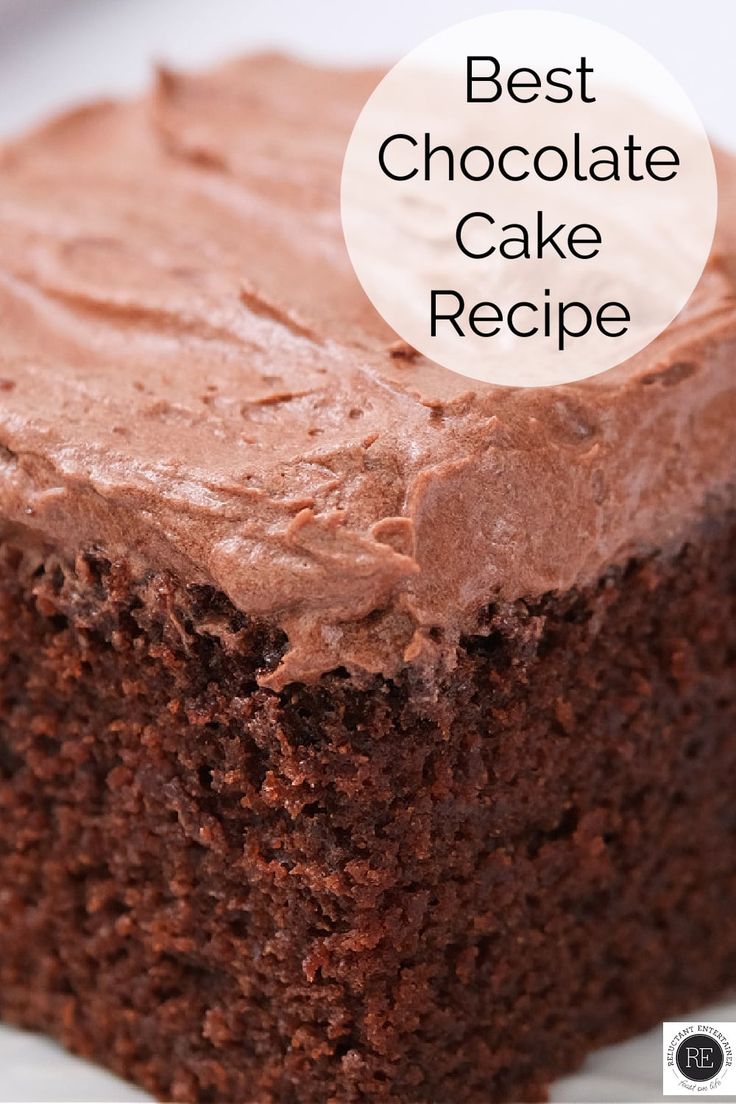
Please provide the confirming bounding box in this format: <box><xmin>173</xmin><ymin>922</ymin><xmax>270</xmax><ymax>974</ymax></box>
<box><xmin>341</xmin><ymin>12</ymin><xmax>717</xmax><ymax>387</ymax></box>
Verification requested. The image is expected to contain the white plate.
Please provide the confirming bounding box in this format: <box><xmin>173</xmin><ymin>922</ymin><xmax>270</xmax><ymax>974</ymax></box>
<box><xmin>0</xmin><ymin>1</ymin><xmax>733</xmax><ymax>1100</ymax></box>
<box><xmin>2</xmin><ymin>998</ymin><xmax>736</xmax><ymax>1102</ymax></box>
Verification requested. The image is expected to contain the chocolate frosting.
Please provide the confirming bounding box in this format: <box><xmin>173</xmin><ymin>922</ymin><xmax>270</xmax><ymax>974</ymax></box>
<box><xmin>0</xmin><ymin>55</ymin><xmax>734</xmax><ymax>688</ymax></box>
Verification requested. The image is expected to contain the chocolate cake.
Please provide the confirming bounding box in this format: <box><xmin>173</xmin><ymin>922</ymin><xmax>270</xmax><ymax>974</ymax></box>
<box><xmin>0</xmin><ymin>55</ymin><xmax>734</xmax><ymax>1104</ymax></box>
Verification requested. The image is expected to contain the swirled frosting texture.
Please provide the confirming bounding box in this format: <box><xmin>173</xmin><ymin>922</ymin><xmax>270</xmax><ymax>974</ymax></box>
<box><xmin>0</xmin><ymin>55</ymin><xmax>734</xmax><ymax>687</ymax></box>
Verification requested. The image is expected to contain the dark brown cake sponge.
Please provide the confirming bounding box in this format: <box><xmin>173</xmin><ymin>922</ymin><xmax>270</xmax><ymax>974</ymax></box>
<box><xmin>0</xmin><ymin>511</ymin><xmax>734</xmax><ymax>1102</ymax></box>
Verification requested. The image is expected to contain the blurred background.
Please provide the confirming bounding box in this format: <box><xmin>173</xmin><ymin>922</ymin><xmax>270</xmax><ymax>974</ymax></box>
<box><xmin>0</xmin><ymin>0</ymin><xmax>733</xmax><ymax>145</ymax></box>
<box><xmin>0</xmin><ymin>0</ymin><xmax>733</xmax><ymax>1100</ymax></box>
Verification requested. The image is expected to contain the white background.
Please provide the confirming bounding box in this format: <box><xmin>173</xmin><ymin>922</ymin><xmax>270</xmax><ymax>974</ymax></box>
<box><xmin>0</xmin><ymin>0</ymin><xmax>733</xmax><ymax>146</ymax></box>
<box><xmin>0</xmin><ymin>1</ymin><xmax>734</xmax><ymax>1101</ymax></box>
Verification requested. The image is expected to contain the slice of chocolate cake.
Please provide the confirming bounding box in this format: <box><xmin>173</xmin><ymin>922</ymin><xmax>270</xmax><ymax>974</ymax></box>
<box><xmin>0</xmin><ymin>55</ymin><xmax>734</xmax><ymax>1104</ymax></box>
